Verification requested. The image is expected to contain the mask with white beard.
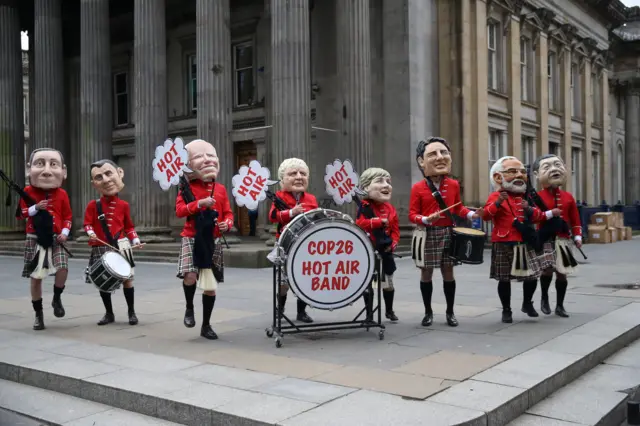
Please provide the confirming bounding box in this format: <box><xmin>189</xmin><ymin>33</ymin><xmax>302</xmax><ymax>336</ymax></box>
<box><xmin>500</xmin><ymin>175</ymin><xmax>527</xmax><ymax>193</ymax></box>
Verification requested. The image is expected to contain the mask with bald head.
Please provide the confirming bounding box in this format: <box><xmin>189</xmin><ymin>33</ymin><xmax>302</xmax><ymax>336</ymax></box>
<box><xmin>185</xmin><ymin>139</ymin><xmax>219</xmax><ymax>181</ymax></box>
<box><xmin>27</xmin><ymin>148</ymin><xmax>67</xmax><ymax>190</ymax></box>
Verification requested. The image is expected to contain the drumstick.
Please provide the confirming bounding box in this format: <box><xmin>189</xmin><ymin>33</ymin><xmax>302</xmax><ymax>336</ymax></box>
<box><xmin>437</xmin><ymin>202</ymin><xmax>462</xmax><ymax>215</ymax></box>
<box><xmin>90</xmin><ymin>236</ymin><xmax>119</xmax><ymax>251</ymax></box>
<box><xmin>132</xmin><ymin>243</ymin><xmax>146</xmax><ymax>249</ymax></box>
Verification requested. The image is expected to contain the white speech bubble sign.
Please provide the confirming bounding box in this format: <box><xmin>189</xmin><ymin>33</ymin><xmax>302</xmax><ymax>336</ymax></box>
<box><xmin>324</xmin><ymin>159</ymin><xmax>359</xmax><ymax>205</ymax></box>
<box><xmin>152</xmin><ymin>137</ymin><xmax>191</xmax><ymax>191</ymax></box>
<box><xmin>231</xmin><ymin>160</ymin><xmax>271</xmax><ymax>210</ymax></box>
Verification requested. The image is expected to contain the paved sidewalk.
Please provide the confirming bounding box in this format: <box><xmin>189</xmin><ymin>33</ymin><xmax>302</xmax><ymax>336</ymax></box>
<box><xmin>0</xmin><ymin>239</ymin><xmax>639</xmax><ymax>425</ymax></box>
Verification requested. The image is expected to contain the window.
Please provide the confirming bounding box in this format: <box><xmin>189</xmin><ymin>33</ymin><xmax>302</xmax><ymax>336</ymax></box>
<box><xmin>113</xmin><ymin>72</ymin><xmax>129</xmax><ymax>126</ymax></box>
<box><xmin>548</xmin><ymin>52</ymin><xmax>559</xmax><ymax>110</ymax></box>
<box><xmin>23</xmin><ymin>94</ymin><xmax>28</xmax><ymax>128</ymax></box>
<box><xmin>592</xmin><ymin>73</ymin><xmax>601</xmax><ymax>124</ymax></box>
<box><xmin>487</xmin><ymin>22</ymin><xmax>499</xmax><ymax>91</ymax></box>
<box><xmin>549</xmin><ymin>142</ymin><xmax>559</xmax><ymax>156</ymax></box>
<box><xmin>572</xmin><ymin>148</ymin><xmax>581</xmax><ymax>202</ymax></box>
<box><xmin>489</xmin><ymin>129</ymin><xmax>506</xmax><ymax>190</ymax></box>
<box><xmin>571</xmin><ymin>63</ymin><xmax>580</xmax><ymax>118</ymax></box>
<box><xmin>520</xmin><ymin>37</ymin><xmax>533</xmax><ymax>102</ymax></box>
<box><xmin>617</xmin><ymin>92</ymin><xmax>625</xmax><ymax>119</ymax></box>
<box><xmin>188</xmin><ymin>54</ymin><xmax>197</xmax><ymax>113</ymax></box>
<box><xmin>233</xmin><ymin>41</ymin><xmax>254</xmax><ymax>107</ymax></box>
<box><xmin>521</xmin><ymin>136</ymin><xmax>535</xmax><ymax>166</ymax></box>
<box><xmin>616</xmin><ymin>144</ymin><xmax>624</xmax><ymax>202</ymax></box>
<box><xmin>592</xmin><ymin>152</ymin><xmax>600</xmax><ymax>203</ymax></box>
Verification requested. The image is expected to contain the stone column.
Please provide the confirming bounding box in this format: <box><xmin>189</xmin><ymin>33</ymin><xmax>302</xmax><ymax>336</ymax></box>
<box><xmin>601</xmin><ymin>70</ymin><xmax>611</xmax><ymax>204</ymax></box>
<box><xmin>79</xmin><ymin>0</ymin><xmax>112</xmax><ymax>219</ymax></box>
<box><xmin>535</xmin><ymin>33</ymin><xmax>549</xmax><ymax>157</ymax></box>
<box><xmin>562</xmin><ymin>47</ymin><xmax>572</xmax><ymax>192</ymax></box>
<box><xmin>0</xmin><ymin>0</ymin><xmax>24</xmax><ymax>234</ymax></box>
<box><xmin>625</xmin><ymin>87</ymin><xmax>640</xmax><ymax>204</ymax></box>
<box><xmin>337</xmin><ymin>0</ymin><xmax>371</xmax><ymax>174</ymax></box>
<box><xmin>506</xmin><ymin>16</ymin><xmax>522</xmax><ymax>159</ymax></box>
<box><xmin>133</xmin><ymin>0</ymin><xmax>171</xmax><ymax>239</ymax></box>
<box><xmin>196</xmin><ymin>0</ymin><xmax>232</xmax><ymax>194</ymax></box>
<box><xmin>582</xmin><ymin>60</ymin><xmax>593</xmax><ymax>204</ymax></box>
<box><xmin>270</xmin><ymin>0</ymin><xmax>311</xmax><ymax>175</ymax></box>
<box><xmin>33</xmin><ymin>0</ymin><xmax>66</xmax><ymax>158</ymax></box>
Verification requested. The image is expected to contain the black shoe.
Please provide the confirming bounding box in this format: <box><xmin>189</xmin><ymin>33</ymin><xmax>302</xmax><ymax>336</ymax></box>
<box><xmin>446</xmin><ymin>313</ymin><xmax>459</xmax><ymax>327</ymax></box>
<box><xmin>33</xmin><ymin>312</ymin><xmax>45</xmax><ymax>331</ymax></box>
<box><xmin>502</xmin><ymin>309</ymin><xmax>513</xmax><ymax>323</ymax></box>
<box><xmin>297</xmin><ymin>312</ymin><xmax>313</xmax><ymax>323</ymax></box>
<box><xmin>421</xmin><ymin>313</ymin><xmax>433</xmax><ymax>327</ymax></box>
<box><xmin>184</xmin><ymin>309</ymin><xmax>196</xmax><ymax>328</ymax></box>
<box><xmin>521</xmin><ymin>303</ymin><xmax>539</xmax><ymax>317</ymax></box>
<box><xmin>97</xmin><ymin>313</ymin><xmax>115</xmax><ymax>326</ymax></box>
<box><xmin>51</xmin><ymin>297</ymin><xmax>65</xmax><ymax>318</ymax></box>
<box><xmin>201</xmin><ymin>324</ymin><xmax>218</xmax><ymax>340</ymax></box>
<box><xmin>128</xmin><ymin>310</ymin><xmax>138</xmax><ymax>325</ymax></box>
<box><xmin>555</xmin><ymin>305</ymin><xmax>569</xmax><ymax>318</ymax></box>
<box><xmin>540</xmin><ymin>298</ymin><xmax>551</xmax><ymax>315</ymax></box>
<box><xmin>385</xmin><ymin>311</ymin><xmax>399</xmax><ymax>322</ymax></box>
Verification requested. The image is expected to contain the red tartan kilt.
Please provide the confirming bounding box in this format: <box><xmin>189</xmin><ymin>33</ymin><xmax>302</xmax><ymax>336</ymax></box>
<box><xmin>422</xmin><ymin>226</ymin><xmax>456</xmax><ymax>269</ymax></box>
<box><xmin>21</xmin><ymin>236</ymin><xmax>69</xmax><ymax>278</ymax></box>
<box><xmin>176</xmin><ymin>237</ymin><xmax>224</xmax><ymax>282</ymax></box>
<box><xmin>490</xmin><ymin>242</ymin><xmax>542</xmax><ymax>282</ymax></box>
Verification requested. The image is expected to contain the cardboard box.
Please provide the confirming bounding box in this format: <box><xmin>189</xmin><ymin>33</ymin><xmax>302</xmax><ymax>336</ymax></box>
<box><xmin>608</xmin><ymin>228</ymin><xmax>618</xmax><ymax>243</ymax></box>
<box><xmin>591</xmin><ymin>212</ymin><xmax>616</xmax><ymax>228</ymax></box>
<box><xmin>616</xmin><ymin>227</ymin><xmax>625</xmax><ymax>242</ymax></box>
<box><xmin>588</xmin><ymin>225</ymin><xmax>610</xmax><ymax>243</ymax></box>
<box><xmin>614</xmin><ymin>212</ymin><xmax>625</xmax><ymax>228</ymax></box>
<box><xmin>625</xmin><ymin>226</ymin><xmax>633</xmax><ymax>240</ymax></box>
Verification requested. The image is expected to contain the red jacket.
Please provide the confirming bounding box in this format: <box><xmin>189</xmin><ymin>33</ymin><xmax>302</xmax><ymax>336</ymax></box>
<box><xmin>17</xmin><ymin>186</ymin><xmax>72</xmax><ymax>236</ymax></box>
<box><xmin>535</xmin><ymin>187</ymin><xmax>582</xmax><ymax>239</ymax></box>
<box><xmin>356</xmin><ymin>200</ymin><xmax>400</xmax><ymax>251</ymax></box>
<box><xmin>83</xmin><ymin>196</ymin><xmax>138</xmax><ymax>247</ymax></box>
<box><xmin>268</xmin><ymin>191</ymin><xmax>318</xmax><ymax>238</ymax></box>
<box><xmin>483</xmin><ymin>191</ymin><xmax>548</xmax><ymax>243</ymax></box>
<box><xmin>175</xmin><ymin>180</ymin><xmax>234</xmax><ymax>238</ymax></box>
<box><xmin>409</xmin><ymin>177</ymin><xmax>472</xmax><ymax>227</ymax></box>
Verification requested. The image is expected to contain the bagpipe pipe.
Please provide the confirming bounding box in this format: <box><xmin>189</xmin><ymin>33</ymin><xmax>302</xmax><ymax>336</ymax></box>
<box><xmin>521</xmin><ymin>166</ymin><xmax>586</xmax><ymax>259</ymax></box>
<box><xmin>0</xmin><ymin>169</ymin><xmax>73</xmax><ymax>258</ymax></box>
<box><xmin>179</xmin><ymin>175</ymin><xmax>229</xmax><ymax>250</ymax></box>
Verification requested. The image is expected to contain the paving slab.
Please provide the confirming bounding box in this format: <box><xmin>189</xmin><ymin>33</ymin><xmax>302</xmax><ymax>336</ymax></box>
<box><xmin>393</xmin><ymin>350</ymin><xmax>505</xmax><ymax>380</ymax></box>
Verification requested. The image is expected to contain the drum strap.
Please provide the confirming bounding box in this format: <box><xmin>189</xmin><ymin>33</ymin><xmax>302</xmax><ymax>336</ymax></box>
<box><xmin>96</xmin><ymin>200</ymin><xmax>118</xmax><ymax>248</ymax></box>
<box><xmin>425</xmin><ymin>177</ymin><xmax>457</xmax><ymax>225</ymax></box>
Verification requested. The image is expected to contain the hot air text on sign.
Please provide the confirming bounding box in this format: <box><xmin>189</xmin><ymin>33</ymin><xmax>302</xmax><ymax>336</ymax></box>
<box><xmin>326</xmin><ymin>164</ymin><xmax>356</xmax><ymax>198</ymax></box>
<box><xmin>156</xmin><ymin>143</ymin><xmax>185</xmax><ymax>182</ymax></box>
<box><xmin>235</xmin><ymin>166</ymin><xmax>266</xmax><ymax>201</ymax></box>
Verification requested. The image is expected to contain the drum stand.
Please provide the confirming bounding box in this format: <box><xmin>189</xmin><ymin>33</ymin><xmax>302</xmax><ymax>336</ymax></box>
<box><xmin>265</xmin><ymin>254</ymin><xmax>386</xmax><ymax>348</ymax></box>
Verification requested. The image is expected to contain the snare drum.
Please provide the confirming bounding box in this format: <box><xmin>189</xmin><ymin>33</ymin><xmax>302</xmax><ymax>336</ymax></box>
<box><xmin>449</xmin><ymin>227</ymin><xmax>486</xmax><ymax>264</ymax></box>
<box><xmin>86</xmin><ymin>251</ymin><xmax>132</xmax><ymax>293</ymax></box>
<box><xmin>277</xmin><ymin>208</ymin><xmax>375</xmax><ymax>310</ymax></box>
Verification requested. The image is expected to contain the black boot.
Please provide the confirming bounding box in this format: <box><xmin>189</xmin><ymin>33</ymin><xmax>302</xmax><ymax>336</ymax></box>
<box><xmin>540</xmin><ymin>275</ymin><xmax>552</xmax><ymax>315</ymax></box>
<box><xmin>383</xmin><ymin>289</ymin><xmax>398</xmax><ymax>321</ymax></box>
<box><xmin>420</xmin><ymin>281</ymin><xmax>433</xmax><ymax>326</ymax></box>
<box><xmin>200</xmin><ymin>294</ymin><xmax>218</xmax><ymax>340</ymax></box>
<box><xmin>362</xmin><ymin>290</ymin><xmax>374</xmax><ymax>323</ymax></box>
<box><xmin>443</xmin><ymin>280</ymin><xmax>458</xmax><ymax>327</ymax></box>
<box><xmin>123</xmin><ymin>287</ymin><xmax>137</xmax><ymax>325</ymax></box>
<box><xmin>98</xmin><ymin>292</ymin><xmax>115</xmax><ymax>325</ymax></box>
<box><xmin>296</xmin><ymin>299</ymin><xmax>313</xmax><ymax>323</ymax></box>
<box><xmin>183</xmin><ymin>283</ymin><xmax>196</xmax><ymax>328</ymax></box>
<box><xmin>498</xmin><ymin>281</ymin><xmax>512</xmax><ymax>323</ymax></box>
<box><xmin>521</xmin><ymin>280</ymin><xmax>539</xmax><ymax>317</ymax></box>
<box><xmin>52</xmin><ymin>285</ymin><xmax>65</xmax><ymax>318</ymax></box>
<box><xmin>32</xmin><ymin>299</ymin><xmax>45</xmax><ymax>330</ymax></box>
<box><xmin>555</xmin><ymin>279</ymin><xmax>569</xmax><ymax>318</ymax></box>
<box><xmin>278</xmin><ymin>294</ymin><xmax>287</xmax><ymax>319</ymax></box>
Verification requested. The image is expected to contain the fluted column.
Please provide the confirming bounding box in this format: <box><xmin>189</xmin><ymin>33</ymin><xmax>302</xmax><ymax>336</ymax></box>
<box><xmin>270</xmin><ymin>0</ymin><xmax>311</xmax><ymax>173</ymax></box>
<box><xmin>196</xmin><ymin>0</ymin><xmax>232</xmax><ymax>195</ymax></box>
<box><xmin>0</xmin><ymin>0</ymin><xmax>24</xmax><ymax>234</ymax></box>
<box><xmin>625</xmin><ymin>87</ymin><xmax>640</xmax><ymax>203</ymax></box>
<box><xmin>133</xmin><ymin>0</ymin><xmax>171</xmax><ymax>237</ymax></box>
<box><xmin>337</xmin><ymin>0</ymin><xmax>371</xmax><ymax>174</ymax></box>
<box><xmin>80</xmin><ymin>0</ymin><xmax>112</xmax><ymax>215</ymax></box>
<box><xmin>33</xmin><ymin>0</ymin><xmax>66</xmax><ymax>158</ymax></box>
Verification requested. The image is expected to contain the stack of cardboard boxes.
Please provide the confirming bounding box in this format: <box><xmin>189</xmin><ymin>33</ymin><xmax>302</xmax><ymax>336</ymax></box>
<box><xmin>587</xmin><ymin>212</ymin><xmax>633</xmax><ymax>244</ymax></box>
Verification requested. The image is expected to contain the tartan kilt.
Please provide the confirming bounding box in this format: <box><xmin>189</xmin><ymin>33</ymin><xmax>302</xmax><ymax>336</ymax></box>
<box><xmin>490</xmin><ymin>242</ymin><xmax>542</xmax><ymax>282</ymax></box>
<box><xmin>84</xmin><ymin>246</ymin><xmax>135</xmax><ymax>283</ymax></box>
<box><xmin>177</xmin><ymin>237</ymin><xmax>224</xmax><ymax>282</ymax></box>
<box><xmin>538</xmin><ymin>241</ymin><xmax>557</xmax><ymax>271</ymax></box>
<box><xmin>21</xmin><ymin>236</ymin><xmax>69</xmax><ymax>278</ymax></box>
<box><xmin>422</xmin><ymin>226</ymin><xmax>456</xmax><ymax>269</ymax></box>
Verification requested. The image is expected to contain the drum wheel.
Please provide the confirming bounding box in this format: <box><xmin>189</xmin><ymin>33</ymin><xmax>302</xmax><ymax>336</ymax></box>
<box><xmin>378</xmin><ymin>330</ymin><xmax>385</xmax><ymax>340</ymax></box>
<box><xmin>275</xmin><ymin>336</ymin><xmax>283</xmax><ymax>348</ymax></box>
<box><xmin>265</xmin><ymin>327</ymin><xmax>274</xmax><ymax>338</ymax></box>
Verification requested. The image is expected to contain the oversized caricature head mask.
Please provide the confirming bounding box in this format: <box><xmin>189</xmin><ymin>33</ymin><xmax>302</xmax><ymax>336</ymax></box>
<box><xmin>278</xmin><ymin>158</ymin><xmax>309</xmax><ymax>193</ymax></box>
<box><xmin>490</xmin><ymin>156</ymin><xmax>528</xmax><ymax>194</ymax></box>
<box><xmin>185</xmin><ymin>139</ymin><xmax>219</xmax><ymax>182</ymax></box>
<box><xmin>416</xmin><ymin>137</ymin><xmax>452</xmax><ymax>177</ymax></box>
<box><xmin>27</xmin><ymin>148</ymin><xmax>67</xmax><ymax>190</ymax></box>
<box><xmin>90</xmin><ymin>160</ymin><xmax>125</xmax><ymax>196</ymax></box>
<box><xmin>533</xmin><ymin>154</ymin><xmax>567</xmax><ymax>189</ymax></box>
<box><xmin>359</xmin><ymin>167</ymin><xmax>392</xmax><ymax>202</ymax></box>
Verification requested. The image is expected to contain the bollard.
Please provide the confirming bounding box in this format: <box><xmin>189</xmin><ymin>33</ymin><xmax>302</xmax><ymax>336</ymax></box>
<box><xmin>628</xmin><ymin>401</ymin><xmax>640</xmax><ymax>425</ymax></box>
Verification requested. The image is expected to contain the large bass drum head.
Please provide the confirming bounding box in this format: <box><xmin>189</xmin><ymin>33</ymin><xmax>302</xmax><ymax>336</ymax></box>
<box><xmin>285</xmin><ymin>220</ymin><xmax>375</xmax><ymax>310</ymax></box>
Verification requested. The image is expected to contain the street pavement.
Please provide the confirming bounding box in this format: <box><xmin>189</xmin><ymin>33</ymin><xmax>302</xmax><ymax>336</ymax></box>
<box><xmin>0</xmin><ymin>238</ymin><xmax>639</xmax><ymax>401</ymax></box>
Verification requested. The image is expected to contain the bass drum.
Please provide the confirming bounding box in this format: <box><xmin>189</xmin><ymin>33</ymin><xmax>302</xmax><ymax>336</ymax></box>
<box><xmin>278</xmin><ymin>208</ymin><xmax>375</xmax><ymax>310</ymax></box>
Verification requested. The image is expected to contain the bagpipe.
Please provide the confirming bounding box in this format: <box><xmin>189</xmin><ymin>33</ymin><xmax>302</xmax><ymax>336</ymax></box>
<box><xmin>0</xmin><ymin>169</ymin><xmax>73</xmax><ymax>258</ymax></box>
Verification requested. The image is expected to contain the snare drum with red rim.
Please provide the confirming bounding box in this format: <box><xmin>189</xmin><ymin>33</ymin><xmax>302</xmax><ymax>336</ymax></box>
<box><xmin>278</xmin><ymin>208</ymin><xmax>375</xmax><ymax>310</ymax></box>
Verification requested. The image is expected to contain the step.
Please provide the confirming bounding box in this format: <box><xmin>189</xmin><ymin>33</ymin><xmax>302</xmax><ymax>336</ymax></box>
<box><xmin>0</xmin><ymin>379</ymin><xmax>182</xmax><ymax>426</ymax></box>
<box><xmin>507</xmin><ymin>339</ymin><xmax>640</xmax><ymax>426</ymax></box>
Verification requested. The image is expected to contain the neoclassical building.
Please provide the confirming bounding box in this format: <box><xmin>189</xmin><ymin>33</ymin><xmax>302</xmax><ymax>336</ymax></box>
<box><xmin>0</xmin><ymin>0</ymin><xmax>637</xmax><ymax>240</ymax></box>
